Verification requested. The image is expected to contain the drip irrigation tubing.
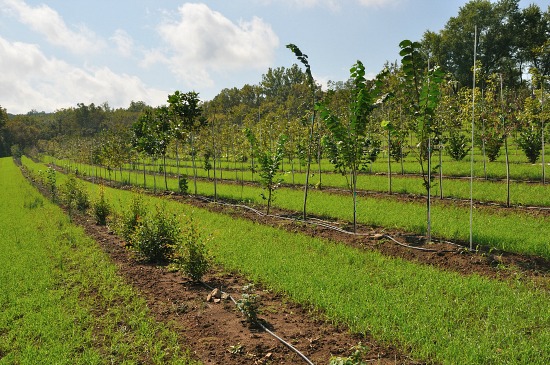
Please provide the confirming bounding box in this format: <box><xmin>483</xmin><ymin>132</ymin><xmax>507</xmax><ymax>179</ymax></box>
<box><xmin>201</xmin><ymin>282</ymin><xmax>316</xmax><ymax>365</ymax></box>
<box><xmin>193</xmin><ymin>196</ymin><xmax>467</xmax><ymax>254</ymax></box>
<box><xmin>48</xmin><ymin>162</ymin><xmax>473</xmax><ymax>253</ymax></box>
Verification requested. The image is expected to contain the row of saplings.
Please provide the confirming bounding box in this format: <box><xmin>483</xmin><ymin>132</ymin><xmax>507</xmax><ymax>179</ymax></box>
<box><xmin>28</xmin><ymin>165</ymin><xmax>383</xmax><ymax>365</ymax></box>
<box><xmin>32</xmin><ymin>166</ymin><xmax>210</xmax><ymax>282</ymax></box>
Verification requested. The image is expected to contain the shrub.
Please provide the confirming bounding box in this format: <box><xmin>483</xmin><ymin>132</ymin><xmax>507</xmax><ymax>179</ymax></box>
<box><xmin>447</xmin><ymin>132</ymin><xmax>471</xmax><ymax>161</ymax></box>
<box><xmin>118</xmin><ymin>193</ymin><xmax>146</xmax><ymax>243</ymax></box>
<box><xmin>516</xmin><ymin>127</ymin><xmax>542</xmax><ymax>163</ymax></box>
<box><xmin>61</xmin><ymin>174</ymin><xmax>89</xmax><ymax>214</ymax></box>
<box><xmin>484</xmin><ymin>133</ymin><xmax>504</xmax><ymax>162</ymax></box>
<box><xmin>46</xmin><ymin>166</ymin><xmax>57</xmax><ymax>201</ymax></box>
<box><xmin>236</xmin><ymin>284</ymin><xmax>260</xmax><ymax>323</ymax></box>
<box><xmin>130</xmin><ymin>204</ymin><xmax>179</xmax><ymax>263</ymax></box>
<box><xmin>178</xmin><ymin>175</ymin><xmax>189</xmax><ymax>194</ymax></box>
<box><xmin>92</xmin><ymin>186</ymin><xmax>110</xmax><ymax>226</ymax></box>
<box><xmin>174</xmin><ymin>216</ymin><xmax>210</xmax><ymax>282</ymax></box>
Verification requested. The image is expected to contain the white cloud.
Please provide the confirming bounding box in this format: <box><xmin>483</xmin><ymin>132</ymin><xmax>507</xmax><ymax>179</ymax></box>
<box><xmin>258</xmin><ymin>0</ymin><xmax>402</xmax><ymax>10</ymax></box>
<box><xmin>0</xmin><ymin>36</ymin><xmax>166</xmax><ymax>114</ymax></box>
<box><xmin>110</xmin><ymin>29</ymin><xmax>134</xmax><ymax>57</ymax></box>
<box><xmin>357</xmin><ymin>0</ymin><xmax>402</xmax><ymax>8</ymax></box>
<box><xmin>1</xmin><ymin>0</ymin><xmax>105</xmax><ymax>55</ymax></box>
<box><xmin>153</xmin><ymin>3</ymin><xmax>279</xmax><ymax>88</ymax></box>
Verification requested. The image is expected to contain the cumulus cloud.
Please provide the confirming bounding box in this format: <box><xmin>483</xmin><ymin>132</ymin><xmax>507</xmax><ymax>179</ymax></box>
<box><xmin>1</xmin><ymin>0</ymin><xmax>105</xmax><ymax>54</ymax></box>
<box><xmin>153</xmin><ymin>3</ymin><xmax>279</xmax><ymax>88</ymax></box>
<box><xmin>0</xmin><ymin>36</ymin><xmax>166</xmax><ymax>114</ymax></box>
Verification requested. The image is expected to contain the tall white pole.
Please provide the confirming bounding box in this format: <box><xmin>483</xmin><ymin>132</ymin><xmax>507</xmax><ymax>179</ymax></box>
<box><xmin>470</xmin><ymin>26</ymin><xmax>477</xmax><ymax>251</ymax></box>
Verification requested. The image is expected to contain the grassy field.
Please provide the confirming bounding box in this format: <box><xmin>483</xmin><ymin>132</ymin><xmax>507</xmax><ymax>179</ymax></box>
<box><xmin>48</xmin><ymin>155</ymin><xmax>550</xmax><ymax>208</ymax></box>
<box><xmin>23</xmin><ymin>156</ymin><xmax>550</xmax><ymax>365</ymax></box>
<box><xmin>0</xmin><ymin>158</ymin><xmax>197</xmax><ymax>365</ymax></box>
<box><xmin>32</xmin><ymin>157</ymin><xmax>550</xmax><ymax>259</ymax></box>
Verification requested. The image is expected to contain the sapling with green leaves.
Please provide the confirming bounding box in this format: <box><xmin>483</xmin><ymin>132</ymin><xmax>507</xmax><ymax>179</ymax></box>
<box><xmin>92</xmin><ymin>185</ymin><xmax>110</xmax><ymax>226</ymax></box>
<box><xmin>316</xmin><ymin>61</ymin><xmax>389</xmax><ymax>232</ymax></box>
<box><xmin>167</xmin><ymin>91</ymin><xmax>204</xmax><ymax>195</ymax></box>
<box><xmin>174</xmin><ymin>215</ymin><xmax>210</xmax><ymax>282</ymax></box>
<box><xmin>399</xmin><ymin>39</ymin><xmax>444</xmax><ymax>242</ymax></box>
<box><xmin>286</xmin><ymin>43</ymin><xmax>317</xmax><ymax>220</ymax></box>
<box><xmin>236</xmin><ymin>284</ymin><xmax>260</xmax><ymax>324</ymax></box>
<box><xmin>245</xmin><ymin>128</ymin><xmax>287</xmax><ymax>215</ymax></box>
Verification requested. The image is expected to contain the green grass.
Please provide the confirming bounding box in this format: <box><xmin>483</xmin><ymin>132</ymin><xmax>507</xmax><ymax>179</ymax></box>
<box><xmin>26</xmin><ymin>157</ymin><xmax>550</xmax><ymax>365</ymax></box>
<box><xmin>0</xmin><ymin>158</ymin><xmax>198</xmax><ymax>365</ymax></box>
<box><xmin>49</xmin><ymin>155</ymin><xmax>550</xmax><ymax>208</ymax></box>
<box><xmin>30</xmin><ymin>157</ymin><xmax>550</xmax><ymax>259</ymax></box>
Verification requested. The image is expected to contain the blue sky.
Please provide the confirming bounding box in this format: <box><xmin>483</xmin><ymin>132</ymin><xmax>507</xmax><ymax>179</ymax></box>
<box><xmin>0</xmin><ymin>0</ymin><xmax>546</xmax><ymax>114</ymax></box>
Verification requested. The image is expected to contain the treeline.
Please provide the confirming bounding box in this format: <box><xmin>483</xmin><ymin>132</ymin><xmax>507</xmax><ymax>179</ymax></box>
<box><xmin>0</xmin><ymin>101</ymin><xmax>149</xmax><ymax>158</ymax></box>
<box><xmin>1</xmin><ymin>0</ymin><xmax>548</xmax><ymax>172</ymax></box>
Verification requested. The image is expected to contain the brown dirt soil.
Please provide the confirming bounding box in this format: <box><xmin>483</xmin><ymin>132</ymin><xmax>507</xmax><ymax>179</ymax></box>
<box><xmin>74</xmin><ymin>213</ymin><xmax>420</xmax><ymax>365</ymax></box>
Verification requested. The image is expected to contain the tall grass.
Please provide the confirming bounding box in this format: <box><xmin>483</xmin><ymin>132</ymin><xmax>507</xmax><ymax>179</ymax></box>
<box><xmin>30</xmin><ymin>158</ymin><xmax>550</xmax><ymax>365</ymax></box>
<box><xmin>0</xmin><ymin>158</ymin><xmax>197</xmax><ymax>365</ymax></box>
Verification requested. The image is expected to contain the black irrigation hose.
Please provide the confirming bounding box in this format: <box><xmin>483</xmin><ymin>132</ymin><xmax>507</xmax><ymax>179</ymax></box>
<box><xmin>193</xmin><ymin>196</ymin><xmax>469</xmax><ymax>254</ymax></box>
<box><xmin>201</xmin><ymin>282</ymin><xmax>316</xmax><ymax>365</ymax></box>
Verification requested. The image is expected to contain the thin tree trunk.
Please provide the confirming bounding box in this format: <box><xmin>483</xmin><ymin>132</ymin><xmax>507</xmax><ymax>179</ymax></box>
<box><xmin>505</xmin><ymin>136</ymin><xmax>510</xmax><ymax>207</ymax></box>
<box><xmin>387</xmin><ymin>131</ymin><xmax>392</xmax><ymax>194</ymax></box>
<box><xmin>212</xmin><ymin>120</ymin><xmax>217</xmax><ymax>201</ymax></box>
<box><xmin>439</xmin><ymin>142</ymin><xmax>443</xmax><ymax>199</ymax></box>
<box><xmin>191</xmin><ymin>133</ymin><xmax>198</xmax><ymax>195</ymax></box>
<box><xmin>352</xmin><ymin>168</ymin><xmax>358</xmax><ymax>233</ymax></box>
<box><xmin>176</xmin><ymin>139</ymin><xmax>180</xmax><ymax>179</ymax></box>
<box><xmin>143</xmin><ymin>159</ymin><xmax>146</xmax><ymax>188</ymax></box>
<box><xmin>163</xmin><ymin>155</ymin><xmax>168</xmax><ymax>190</ymax></box>
<box><xmin>427</xmin><ymin>137</ymin><xmax>431</xmax><ymax>244</ymax></box>
<box><xmin>317</xmin><ymin>138</ymin><xmax>322</xmax><ymax>189</ymax></box>
<box><xmin>153</xmin><ymin>159</ymin><xmax>157</xmax><ymax>193</ymax></box>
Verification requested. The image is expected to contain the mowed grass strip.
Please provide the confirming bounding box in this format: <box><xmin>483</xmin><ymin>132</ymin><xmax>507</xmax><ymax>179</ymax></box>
<box><xmin>32</xmin><ymin>157</ymin><xmax>550</xmax><ymax>259</ymax></box>
<box><xmin>0</xmin><ymin>158</ymin><xmax>198</xmax><ymax>365</ymax></box>
<box><xmin>47</xmin><ymin>155</ymin><xmax>550</xmax><ymax>208</ymax></box>
<box><xmin>30</xmin><ymin>158</ymin><xmax>550</xmax><ymax>365</ymax></box>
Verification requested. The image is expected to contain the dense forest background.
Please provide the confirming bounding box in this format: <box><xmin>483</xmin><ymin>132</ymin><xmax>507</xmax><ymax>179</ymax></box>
<box><xmin>0</xmin><ymin>0</ymin><xmax>548</xmax><ymax>167</ymax></box>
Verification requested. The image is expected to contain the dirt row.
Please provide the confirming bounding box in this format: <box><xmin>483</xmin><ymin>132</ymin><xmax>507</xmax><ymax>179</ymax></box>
<box><xmin>22</xmin><ymin>163</ymin><xmax>423</xmax><ymax>364</ymax></box>
<box><xmin>23</xmin><ymin>162</ymin><xmax>550</xmax><ymax>364</ymax></box>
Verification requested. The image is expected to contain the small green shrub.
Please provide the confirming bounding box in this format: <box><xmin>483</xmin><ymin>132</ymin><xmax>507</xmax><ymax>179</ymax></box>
<box><xmin>92</xmin><ymin>186</ymin><xmax>110</xmax><ymax>226</ymax></box>
<box><xmin>118</xmin><ymin>193</ymin><xmax>146</xmax><ymax>243</ymax></box>
<box><xmin>516</xmin><ymin>127</ymin><xmax>542</xmax><ymax>163</ymax></box>
<box><xmin>130</xmin><ymin>204</ymin><xmax>179</xmax><ymax>263</ymax></box>
<box><xmin>61</xmin><ymin>174</ymin><xmax>90</xmax><ymax>214</ymax></box>
<box><xmin>447</xmin><ymin>132</ymin><xmax>470</xmax><ymax>161</ymax></box>
<box><xmin>46</xmin><ymin>166</ymin><xmax>57</xmax><ymax>200</ymax></box>
<box><xmin>174</xmin><ymin>216</ymin><xmax>210</xmax><ymax>282</ymax></box>
<box><xmin>178</xmin><ymin>175</ymin><xmax>189</xmax><ymax>194</ymax></box>
<box><xmin>236</xmin><ymin>284</ymin><xmax>260</xmax><ymax>323</ymax></box>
